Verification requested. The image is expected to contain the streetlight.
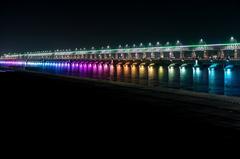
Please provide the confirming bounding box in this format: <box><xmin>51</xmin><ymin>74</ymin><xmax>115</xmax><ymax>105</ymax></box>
<box><xmin>165</xmin><ymin>42</ymin><xmax>170</xmax><ymax>46</ymax></box>
<box><xmin>199</xmin><ymin>38</ymin><xmax>206</xmax><ymax>45</ymax></box>
<box><xmin>176</xmin><ymin>40</ymin><xmax>182</xmax><ymax>46</ymax></box>
<box><xmin>230</xmin><ymin>36</ymin><xmax>237</xmax><ymax>43</ymax></box>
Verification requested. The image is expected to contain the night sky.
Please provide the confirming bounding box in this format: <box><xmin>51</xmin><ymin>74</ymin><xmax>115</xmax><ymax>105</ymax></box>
<box><xmin>0</xmin><ymin>0</ymin><xmax>239</xmax><ymax>53</ymax></box>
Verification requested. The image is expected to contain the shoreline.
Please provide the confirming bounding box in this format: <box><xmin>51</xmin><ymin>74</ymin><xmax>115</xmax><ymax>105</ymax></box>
<box><xmin>11</xmin><ymin>67</ymin><xmax>240</xmax><ymax>105</ymax></box>
<box><xmin>1</xmin><ymin>66</ymin><xmax>240</xmax><ymax>132</ymax></box>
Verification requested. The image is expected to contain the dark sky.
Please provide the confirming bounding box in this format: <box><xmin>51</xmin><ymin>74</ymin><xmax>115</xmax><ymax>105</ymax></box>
<box><xmin>0</xmin><ymin>0</ymin><xmax>239</xmax><ymax>52</ymax></box>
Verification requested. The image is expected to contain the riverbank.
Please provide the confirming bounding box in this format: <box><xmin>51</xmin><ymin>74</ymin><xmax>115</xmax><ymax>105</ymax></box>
<box><xmin>1</xmin><ymin>67</ymin><xmax>240</xmax><ymax>144</ymax></box>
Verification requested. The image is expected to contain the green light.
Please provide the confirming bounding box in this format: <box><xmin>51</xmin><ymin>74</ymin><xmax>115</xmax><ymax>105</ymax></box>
<box><xmin>2</xmin><ymin>41</ymin><xmax>240</xmax><ymax>57</ymax></box>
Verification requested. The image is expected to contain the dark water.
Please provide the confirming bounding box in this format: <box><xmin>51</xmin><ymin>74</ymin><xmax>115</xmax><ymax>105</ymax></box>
<box><xmin>2</xmin><ymin>61</ymin><xmax>240</xmax><ymax>96</ymax></box>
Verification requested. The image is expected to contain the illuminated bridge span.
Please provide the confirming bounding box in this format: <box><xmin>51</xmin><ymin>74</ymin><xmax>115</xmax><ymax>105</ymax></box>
<box><xmin>1</xmin><ymin>38</ymin><xmax>240</xmax><ymax>61</ymax></box>
<box><xmin>2</xmin><ymin>38</ymin><xmax>240</xmax><ymax>97</ymax></box>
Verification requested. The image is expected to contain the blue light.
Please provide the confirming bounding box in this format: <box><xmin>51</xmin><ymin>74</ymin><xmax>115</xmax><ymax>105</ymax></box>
<box><xmin>196</xmin><ymin>67</ymin><xmax>200</xmax><ymax>73</ymax></box>
<box><xmin>195</xmin><ymin>60</ymin><xmax>198</xmax><ymax>65</ymax></box>
<box><xmin>180</xmin><ymin>66</ymin><xmax>186</xmax><ymax>73</ymax></box>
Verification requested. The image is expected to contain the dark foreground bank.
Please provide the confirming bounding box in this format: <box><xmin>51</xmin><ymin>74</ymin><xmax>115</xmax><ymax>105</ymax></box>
<box><xmin>1</xmin><ymin>68</ymin><xmax>240</xmax><ymax>146</ymax></box>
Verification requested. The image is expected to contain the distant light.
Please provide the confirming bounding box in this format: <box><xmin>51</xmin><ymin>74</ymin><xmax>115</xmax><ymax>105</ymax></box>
<box><xmin>230</xmin><ymin>36</ymin><xmax>237</xmax><ymax>43</ymax></box>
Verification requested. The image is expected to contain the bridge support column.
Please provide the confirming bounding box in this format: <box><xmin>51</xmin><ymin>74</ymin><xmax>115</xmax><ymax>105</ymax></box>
<box><xmin>220</xmin><ymin>50</ymin><xmax>225</xmax><ymax>59</ymax></box>
<box><xmin>135</xmin><ymin>53</ymin><xmax>138</xmax><ymax>59</ymax></box>
<box><xmin>121</xmin><ymin>53</ymin><xmax>125</xmax><ymax>59</ymax></box>
<box><xmin>128</xmin><ymin>53</ymin><xmax>132</xmax><ymax>60</ymax></box>
<box><xmin>192</xmin><ymin>51</ymin><xmax>196</xmax><ymax>59</ymax></box>
<box><xmin>234</xmin><ymin>49</ymin><xmax>238</xmax><ymax>59</ymax></box>
<box><xmin>115</xmin><ymin>53</ymin><xmax>118</xmax><ymax>60</ymax></box>
<box><xmin>143</xmin><ymin>53</ymin><xmax>147</xmax><ymax>59</ymax></box>
<box><xmin>203</xmin><ymin>51</ymin><xmax>208</xmax><ymax>59</ymax></box>
<box><xmin>169</xmin><ymin>52</ymin><xmax>174</xmax><ymax>59</ymax></box>
<box><xmin>160</xmin><ymin>52</ymin><xmax>164</xmax><ymax>59</ymax></box>
<box><xmin>151</xmin><ymin>52</ymin><xmax>155</xmax><ymax>59</ymax></box>
<box><xmin>180</xmin><ymin>51</ymin><xmax>184</xmax><ymax>59</ymax></box>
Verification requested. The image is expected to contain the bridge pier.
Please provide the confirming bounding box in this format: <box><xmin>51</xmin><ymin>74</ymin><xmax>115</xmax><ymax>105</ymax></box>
<box><xmin>151</xmin><ymin>52</ymin><xmax>155</xmax><ymax>59</ymax></box>
<box><xmin>203</xmin><ymin>51</ymin><xmax>208</xmax><ymax>59</ymax></box>
<box><xmin>81</xmin><ymin>54</ymin><xmax>85</xmax><ymax>59</ymax></box>
<box><xmin>180</xmin><ymin>51</ymin><xmax>184</xmax><ymax>59</ymax></box>
<box><xmin>99</xmin><ymin>54</ymin><xmax>103</xmax><ymax>59</ymax></box>
<box><xmin>121</xmin><ymin>53</ymin><xmax>126</xmax><ymax>60</ymax></box>
<box><xmin>192</xmin><ymin>51</ymin><xmax>196</xmax><ymax>59</ymax></box>
<box><xmin>109</xmin><ymin>54</ymin><xmax>112</xmax><ymax>60</ymax></box>
<box><xmin>103</xmin><ymin>54</ymin><xmax>107</xmax><ymax>59</ymax></box>
<box><xmin>220</xmin><ymin>50</ymin><xmax>225</xmax><ymax>59</ymax></box>
<box><xmin>160</xmin><ymin>52</ymin><xmax>164</xmax><ymax>59</ymax></box>
<box><xmin>143</xmin><ymin>53</ymin><xmax>147</xmax><ymax>59</ymax></box>
<box><xmin>127</xmin><ymin>53</ymin><xmax>132</xmax><ymax>60</ymax></box>
<box><xmin>134</xmin><ymin>53</ymin><xmax>138</xmax><ymax>60</ymax></box>
<box><xmin>114</xmin><ymin>53</ymin><xmax>118</xmax><ymax>59</ymax></box>
<box><xmin>234</xmin><ymin>49</ymin><xmax>238</xmax><ymax>59</ymax></box>
<box><xmin>169</xmin><ymin>52</ymin><xmax>174</xmax><ymax>59</ymax></box>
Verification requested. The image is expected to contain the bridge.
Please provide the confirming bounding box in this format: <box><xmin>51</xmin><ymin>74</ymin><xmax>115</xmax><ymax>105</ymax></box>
<box><xmin>1</xmin><ymin>38</ymin><xmax>240</xmax><ymax>70</ymax></box>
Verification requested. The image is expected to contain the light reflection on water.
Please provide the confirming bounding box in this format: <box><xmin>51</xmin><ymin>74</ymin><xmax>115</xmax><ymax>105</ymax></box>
<box><xmin>180</xmin><ymin>67</ymin><xmax>193</xmax><ymax>90</ymax></box>
<box><xmin>168</xmin><ymin>67</ymin><xmax>180</xmax><ymax>88</ymax></box>
<box><xmin>6</xmin><ymin>62</ymin><xmax>240</xmax><ymax>97</ymax></box>
<box><xmin>208</xmin><ymin>69</ymin><xmax>224</xmax><ymax>94</ymax></box>
<box><xmin>224</xmin><ymin>69</ymin><xmax>240</xmax><ymax>96</ymax></box>
<box><xmin>193</xmin><ymin>68</ymin><xmax>208</xmax><ymax>92</ymax></box>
